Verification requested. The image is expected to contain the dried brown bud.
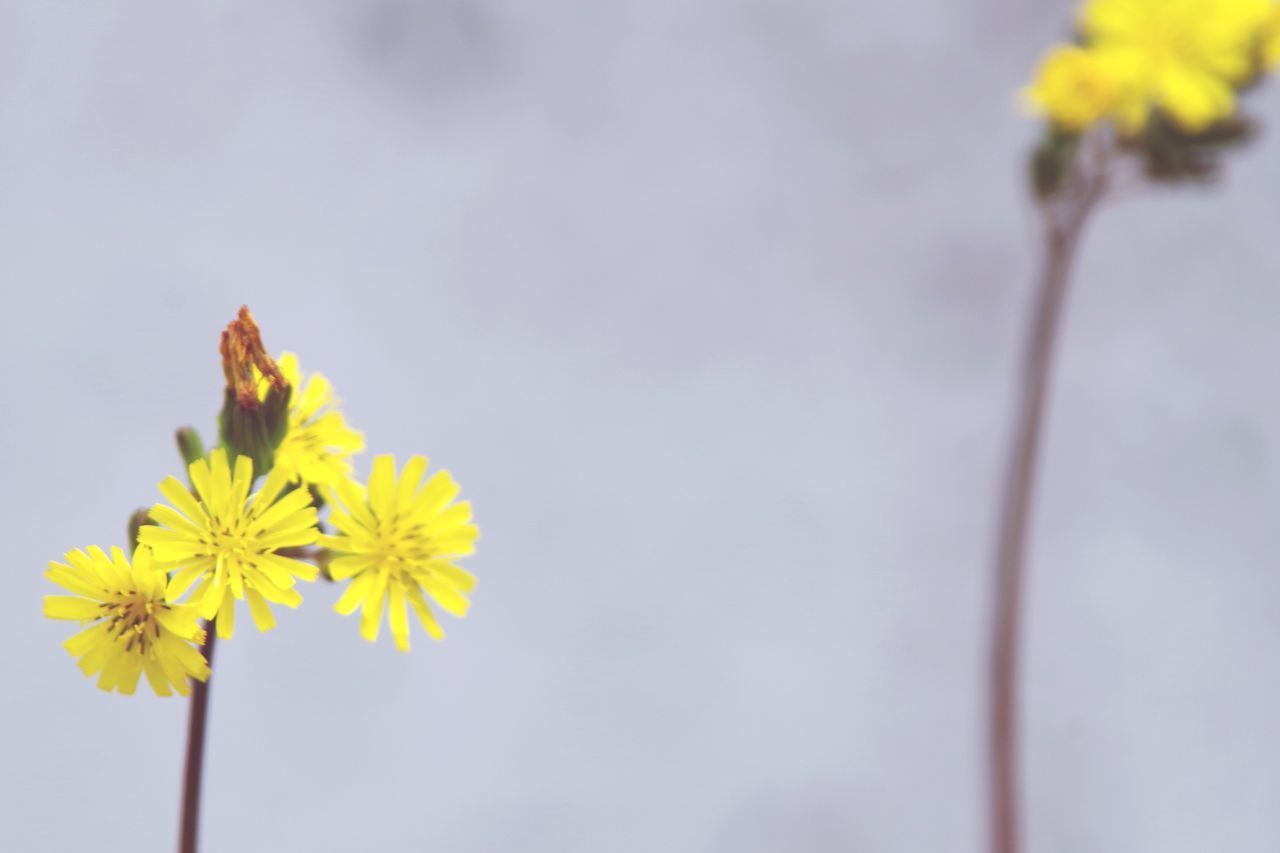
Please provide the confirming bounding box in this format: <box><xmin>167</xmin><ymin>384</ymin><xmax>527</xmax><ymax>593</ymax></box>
<box><xmin>216</xmin><ymin>306</ymin><xmax>292</xmax><ymax>478</ymax></box>
<box><xmin>220</xmin><ymin>305</ymin><xmax>286</xmax><ymax>410</ymax></box>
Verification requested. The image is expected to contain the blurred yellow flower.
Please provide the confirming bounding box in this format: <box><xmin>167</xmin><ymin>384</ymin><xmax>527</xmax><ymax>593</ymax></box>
<box><xmin>256</xmin><ymin>352</ymin><xmax>365</xmax><ymax>488</ymax></box>
<box><xmin>1025</xmin><ymin>45</ymin><xmax>1132</xmax><ymax>131</ymax></box>
<box><xmin>44</xmin><ymin>545</ymin><xmax>209</xmax><ymax>696</ymax></box>
<box><xmin>1081</xmin><ymin>0</ymin><xmax>1266</xmax><ymax>131</ymax></box>
<box><xmin>139</xmin><ymin>448</ymin><xmax>320</xmax><ymax>639</ymax></box>
<box><xmin>322</xmin><ymin>455</ymin><xmax>479</xmax><ymax>651</ymax></box>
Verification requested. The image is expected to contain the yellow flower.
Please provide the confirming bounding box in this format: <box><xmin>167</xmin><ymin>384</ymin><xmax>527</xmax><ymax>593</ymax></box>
<box><xmin>1025</xmin><ymin>45</ymin><xmax>1133</xmax><ymax>131</ymax></box>
<box><xmin>256</xmin><ymin>352</ymin><xmax>364</xmax><ymax>488</ymax></box>
<box><xmin>44</xmin><ymin>545</ymin><xmax>209</xmax><ymax>696</ymax></box>
<box><xmin>1081</xmin><ymin>0</ymin><xmax>1265</xmax><ymax>131</ymax></box>
<box><xmin>138</xmin><ymin>448</ymin><xmax>321</xmax><ymax>639</ymax></box>
<box><xmin>321</xmin><ymin>455</ymin><xmax>479</xmax><ymax>651</ymax></box>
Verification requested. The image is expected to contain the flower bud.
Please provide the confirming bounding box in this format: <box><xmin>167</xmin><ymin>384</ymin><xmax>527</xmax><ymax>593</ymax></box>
<box><xmin>1029</xmin><ymin>129</ymin><xmax>1079</xmax><ymax>201</ymax></box>
<box><xmin>127</xmin><ymin>507</ymin><xmax>151</xmax><ymax>555</ymax></box>
<box><xmin>217</xmin><ymin>306</ymin><xmax>291</xmax><ymax>478</ymax></box>
<box><xmin>176</xmin><ymin>426</ymin><xmax>206</xmax><ymax>467</ymax></box>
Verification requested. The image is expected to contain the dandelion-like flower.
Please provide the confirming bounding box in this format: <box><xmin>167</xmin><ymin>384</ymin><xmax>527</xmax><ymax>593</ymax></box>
<box><xmin>256</xmin><ymin>352</ymin><xmax>364</xmax><ymax>488</ymax></box>
<box><xmin>322</xmin><ymin>454</ymin><xmax>478</xmax><ymax>651</ymax></box>
<box><xmin>138</xmin><ymin>447</ymin><xmax>321</xmax><ymax>639</ymax></box>
<box><xmin>1081</xmin><ymin>0</ymin><xmax>1270</xmax><ymax>131</ymax></box>
<box><xmin>44</xmin><ymin>545</ymin><xmax>210</xmax><ymax>696</ymax></box>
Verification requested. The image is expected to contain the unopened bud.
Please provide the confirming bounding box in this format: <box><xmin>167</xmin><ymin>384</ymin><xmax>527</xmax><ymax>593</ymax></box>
<box><xmin>1030</xmin><ymin>129</ymin><xmax>1079</xmax><ymax>201</ymax></box>
<box><xmin>127</xmin><ymin>508</ymin><xmax>151</xmax><ymax>555</ymax></box>
<box><xmin>176</xmin><ymin>427</ymin><xmax>206</xmax><ymax>467</ymax></box>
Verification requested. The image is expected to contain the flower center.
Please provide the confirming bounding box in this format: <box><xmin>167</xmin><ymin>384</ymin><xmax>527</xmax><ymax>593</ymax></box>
<box><xmin>101</xmin><ymin>591</ymin><xmax>161</xmax><ymax>652</ymax></box>
<box><xmin>372</xmin><ymin>519</ymin><xmax>437</xmax><ymax>577</ymax></box>
<box><xmin>209</xmin><ymin>524</ymin><xmax>254</xmax><ymax>563</ymax></box>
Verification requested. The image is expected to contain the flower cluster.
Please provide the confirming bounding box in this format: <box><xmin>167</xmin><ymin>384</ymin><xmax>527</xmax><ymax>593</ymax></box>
<box><xmin>44</xmin><ymin>307</ymin><xmax>479</xmax><ymax>696</ymax></box>
<box><xmin>1026</xmin><ymin>0</ymin><xmax>1279</xmax><ymax>134</ymax></box>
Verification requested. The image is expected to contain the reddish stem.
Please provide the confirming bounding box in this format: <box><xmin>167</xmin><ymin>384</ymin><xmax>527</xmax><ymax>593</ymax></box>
<box><xmin>178</xmin><ymin>626</ymin><xmax>216</xmax><ymax>853</ymax></box>
<box><xmin>989</xmin><ymin>143</ymin><xmax>1107</xmax><ymax>853</ymax></box>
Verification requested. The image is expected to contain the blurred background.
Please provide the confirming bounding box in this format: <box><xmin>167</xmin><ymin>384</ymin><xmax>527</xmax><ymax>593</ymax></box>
<box><xmin>3</xmin><ymin>1</ymin><xmax>1280</xmax><ymax>851</ymax></box>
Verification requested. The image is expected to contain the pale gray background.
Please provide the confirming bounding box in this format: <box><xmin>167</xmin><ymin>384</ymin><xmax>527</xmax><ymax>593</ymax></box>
<box><xmin>3</xmin><ymin>1</ymin><xmax>1280</xmax><ymax>851</ymax></box>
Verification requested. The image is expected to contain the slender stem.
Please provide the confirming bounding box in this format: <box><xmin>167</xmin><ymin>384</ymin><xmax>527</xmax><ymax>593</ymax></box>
<box><xmin>173</xmin><ymin>425</ymin><xmax>214</xmax><ymax>853</ymax></box>
<box><xmin>178</xmin><ymin>626</ymin><xmax>216</xmax><ymax>853</ymax></box>
<box><xmin>989</xmin><ymin>147</ymin><xmax>1107</xmax><ymax>853</ymax></box>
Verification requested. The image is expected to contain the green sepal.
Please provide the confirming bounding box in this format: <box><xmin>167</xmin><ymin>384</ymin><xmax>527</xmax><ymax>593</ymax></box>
<box><xmin>218</xmin><ymin>385</ymin><xmax>292</xmax><ymax>480</ymax></box>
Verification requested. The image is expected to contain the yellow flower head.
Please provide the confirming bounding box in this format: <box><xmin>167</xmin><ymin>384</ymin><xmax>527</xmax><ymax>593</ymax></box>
<box><xmin>321</xmin><ymin>455</ymin><xmax>479</xmax><ymax>651</ymax></box>
<box><xmin>1081</xmin><ymin>0</ymin><xmax>1266</xmax><ymax>131</ymax></box>
<box><xmin>138</xmin><ymin>448</ymin><xmax>321</xmax><ymax>639</ymax></box>
<box><xmin>256</xmin><ymin>352</ymin><xmax>365</xmax><ymax>488</ymax></box>
<box><xmin>1025</xmin><ymin>45</ymin><xmax>1134</xmax><ymax>131</ymax></box>
<box><xmin>44</xmin><ymin>545</ymin><xmax>209</xmax><ymax>696</ymax></box>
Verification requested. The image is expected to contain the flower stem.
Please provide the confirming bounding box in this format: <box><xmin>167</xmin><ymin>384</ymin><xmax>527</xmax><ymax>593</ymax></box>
<box><xmin>989</xmin><ymin>139</ymin><xmax>1108</xmax><ymax>853</ymax></box>
<box><xmin>178</xmin><ymin>625</ymin><xmax>216</xmax><ymax>853</ymax></box>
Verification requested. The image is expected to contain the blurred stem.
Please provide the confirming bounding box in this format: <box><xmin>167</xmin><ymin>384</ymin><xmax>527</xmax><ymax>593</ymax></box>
<box><xmin>179</xmin><ymin>629</ymin><xmax>215</xmax><ymax>853</ymax></box>
<box><xmin>989</xmin><ymin>135</ymin><xmax>1108</xmax><ymax>853</ymax></box>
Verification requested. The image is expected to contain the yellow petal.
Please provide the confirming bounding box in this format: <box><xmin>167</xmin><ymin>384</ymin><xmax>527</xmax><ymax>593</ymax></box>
<box><xmin>245</xmin><ymin>587</ymin><xmax>276</xmax><ymax>632</ymax></box>
<box><xmin>359</xmin><ymin>570</ymin><xmax>388</xmax><ymax>642</ymax></box>
<box><xmin>44</xmin><ymin>596</ymin><xmax>104</xmax><ymax>622</ymax></box>
<box><xmin>388</xmin><ymin>581</ymin><xmax>410</xmax><ymax>652</ymax></box>
<box><xmin>45</xmin><ymin>563</ymin><xmax>106</xmax><ymax>599</ymax></box>
<box><xmin>167</xmin><ymin>561</ymin><xmax>213</xmax><ymax>602</ymax></box>
<box><xmin>421</xmin><ymin>578</ymin><xmax>470</xmax><ymax>618</ymax></box>
<box><xmin>414</xmin><ymin>471</ymin><xmax>460</xmax><ymax>518</ymax></box>
<box><xmin>328</xmin><ymin>555</ymin><xmax>372</xmax><ymax>582</ymax></box>
<box><xmin>406</xmin><ymin>585</ymin><xmax>445</xmax><ymax>641</ymax></box>
<box><xmin>142</xmin><ymin>657</ymin><xmax>173</xmax><ymax>697</ymax></box>
<box><xmin>158</xmin><ymin>476</ymin><xmax>209</xmax><ymax>526</ymax></box>
<box><xmin>396</xmin><ymin>456</ymin><xmax>429</xmax><ymax>507</ymax></box>
<box><xmin>334</xmin><ymin>572</ymin><xmax>373</xmax><ymax>615</ymax></box>
<box><xmin>367</xmin><ymin>455</ymin><xmax>397</xmax><ymax>521</ymax></box>
<box><xmin>215</xmin><ymin>590</ymin><xmax>236</xmax><ymax>639</ymax></box>
<box><xmin>230</xmin><ymin>453</ymin><xmax>255</xmax><ymax>508</ymax></box>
